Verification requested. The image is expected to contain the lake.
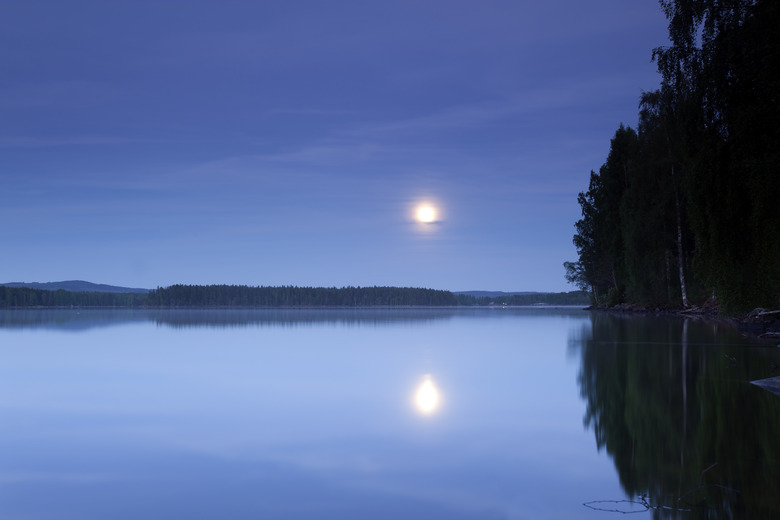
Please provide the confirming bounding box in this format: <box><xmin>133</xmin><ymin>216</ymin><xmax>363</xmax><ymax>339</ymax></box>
<box><xmin>1</xmin><ymin>308</ymin><xmax>778</xmax><ymax>519</ymax></box>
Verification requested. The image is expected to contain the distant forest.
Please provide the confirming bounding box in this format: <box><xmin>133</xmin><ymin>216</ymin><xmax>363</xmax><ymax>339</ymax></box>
<box><xmin>0</xmin><ymin>287</ymin><xmax>147</xmax><ymax>308</ymax></box>
<box><xmin>143</xmin><ymin>285</ymin><xmax>458</xmax><ymax>307</ymax></box>
<box><xmin>566</xmin><ymin>0</ymin><xmax>779</xmax><ymax>313</ymax></box>
<box><xmin>0</xmin><ymin>284</ymin><xmax>588</xmax><ymax>308</ymax></box>
<box><xmin>455</xmin><ymin>291</ymin><xmax>589</xmax><ymax>306</ymax></box>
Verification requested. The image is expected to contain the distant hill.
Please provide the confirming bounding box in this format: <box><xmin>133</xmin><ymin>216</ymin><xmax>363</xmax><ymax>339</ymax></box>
<box><xmin>454</xmin><ymin>291</ymin><xmax>537</xmax><ymax>298</ymax></box>
<box><xmin>1</xmin><ymin>280</ymin><xmax>150</xmax><ymax>293</ymax></box>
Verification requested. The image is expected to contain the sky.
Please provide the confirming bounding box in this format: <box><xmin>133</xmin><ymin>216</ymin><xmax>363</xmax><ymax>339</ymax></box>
<box><xmin>1</xmin><ymin>0</ymin><xmax>669</xmax><ymax>292</ymax></box>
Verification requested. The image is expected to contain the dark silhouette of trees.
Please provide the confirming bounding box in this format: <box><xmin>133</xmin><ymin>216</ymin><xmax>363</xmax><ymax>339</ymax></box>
<box><xmin>0</xmin><ymin>286</ymin><xmax>146</xmax><ymax>307</ymax></box>
<box><xmin>0</xmin><ymin>285</ymin><xmax>459</xmax><ymax>308</ymax></box>
<box><xmin>571</xmin><ymin>126</ymin><xmax>638</xmax><ymax>306</ymax></box>
<box><xmin>455</xmin><ymin>291</ymin><xmax>589</xmax><ymax>306</ymax></box>
<box><xmin>0</xmin><ymin>285</ymin><xmax>590</xmax><ymax>309</ymax></box>
<box><xmin>143</xmin><ymin>285</ymin><xmax>459</xmax><ymax>307</ymax></box>
<box><xmin>567</xmin><ymin>0</ymin><xmax>779</xmax><ymax>313</ymax></box>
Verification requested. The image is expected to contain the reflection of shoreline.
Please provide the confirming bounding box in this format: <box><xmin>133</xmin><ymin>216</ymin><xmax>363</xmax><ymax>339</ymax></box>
<box><xmin>149</xmin><ymin>308</ymin><xmax>459</xmax><ymax>329</ymax></box>
<box><xmin>0</xmin><ymin>309</ymin><xmax>149</xmax><ymax>332</ymax></box>
<box><xmin>0</xmin><ymin>308</ymin><xmax>458</xmax><ymax>330</ymax></box>
<box><xmin>574</xmin><ymin>312</ymin><xmax>780</xmax><ymax>518</ymax></box>
<box><xmin>0</xmin><ymin>307</ymin><xmax>589</xmax><ymax>330</ymax></box>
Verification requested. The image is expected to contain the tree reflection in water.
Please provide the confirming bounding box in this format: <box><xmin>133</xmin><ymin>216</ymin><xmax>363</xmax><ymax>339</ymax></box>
<box><xmin>576</xmin><ymin>312</ymin><xmax>780</xmax><ymax>518</ymax></box>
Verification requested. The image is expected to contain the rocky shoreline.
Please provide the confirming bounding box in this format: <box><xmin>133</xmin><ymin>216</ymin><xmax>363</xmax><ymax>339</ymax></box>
<box><xmin>738</xmin><ymin>308</ymin><xmax>780</xmax><ymax>339</ymax></box>
<box><xmin>587</xmin><ymin>301</ymin><xmax>780</xmax><ymax>340</ymax></box>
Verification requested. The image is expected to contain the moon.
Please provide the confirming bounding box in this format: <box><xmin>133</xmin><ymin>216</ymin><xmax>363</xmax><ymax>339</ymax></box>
<box><xmin>415</xmin><ymin>204</ymin><xmax>437</xmax><ymax>223</ymax></box>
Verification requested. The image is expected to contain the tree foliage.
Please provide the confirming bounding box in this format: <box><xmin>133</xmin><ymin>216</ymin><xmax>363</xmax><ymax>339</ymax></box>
<box><xmin>567</xmin><ymin>0</ymin><xmax>779</xmax><ymax>313</ymax></box>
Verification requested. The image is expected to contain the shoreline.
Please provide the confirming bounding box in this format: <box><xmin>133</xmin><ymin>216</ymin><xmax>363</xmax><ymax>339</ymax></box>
<box><xmin>587</xmin><ymin>303</ymin><xmax>780</xmax><ymax>340</ymax></box>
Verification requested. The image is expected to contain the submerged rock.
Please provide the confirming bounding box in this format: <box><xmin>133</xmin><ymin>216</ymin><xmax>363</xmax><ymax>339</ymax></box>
<box><xmin>751</xmin><ymin>376</ymin><xmax>780</xmax><ymax>397</ymax></box>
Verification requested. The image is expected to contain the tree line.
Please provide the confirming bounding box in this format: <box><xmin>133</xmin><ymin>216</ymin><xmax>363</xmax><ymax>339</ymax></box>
<box><xmin>566</xmin><ymin>0</ymin><xmax>779</xmax><ymax>314</ymax></box>
<box><xmin>143</xmin><ymin>284</ymin><xmax>459</xmax><ymax>307</ymax></box>
<box><xmin>0</xmin><ymin>286</ymin><xmax>147</xmax><ymax>308</ymax></box>
<box><xmin>0</xmin><ymin>285</ymin><xmax>589</xmax><ymax>308</ymax></box>
<box><xmin>0</xmin><ymin>284</ymin><xmax>459</xmax><ymax>308</ymax></box>
<box><xmin>455</xmin><ymin>291</ymin><xmax>589</xmax><ymax>306</ymax></box>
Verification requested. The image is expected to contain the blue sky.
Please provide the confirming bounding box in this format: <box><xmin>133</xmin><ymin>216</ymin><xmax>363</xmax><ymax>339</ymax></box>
<box><xmin>1</xmin><ymin>1</ymin><xmax>668</xmax><ymax>292</ymax></box>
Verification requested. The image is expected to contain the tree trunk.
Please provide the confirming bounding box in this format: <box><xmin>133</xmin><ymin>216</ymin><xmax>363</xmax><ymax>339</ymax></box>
<box><xmin>671</xmin><ymin>165</ymin><xmax>690</xmax><ymax>308</ymax></box>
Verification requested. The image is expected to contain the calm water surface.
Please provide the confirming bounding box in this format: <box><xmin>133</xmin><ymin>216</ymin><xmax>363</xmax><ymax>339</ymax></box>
<box><xmin>0</xmin><ymin>308</ymin><xmax>778</xmax><ymax>519</ymax></box>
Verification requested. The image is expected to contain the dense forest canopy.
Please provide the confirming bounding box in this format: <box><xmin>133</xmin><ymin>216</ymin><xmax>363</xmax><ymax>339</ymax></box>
<box><xmin>566</xmin><ymin>0</ymin><xmax>779</xmax><ymax>314</ymax></box>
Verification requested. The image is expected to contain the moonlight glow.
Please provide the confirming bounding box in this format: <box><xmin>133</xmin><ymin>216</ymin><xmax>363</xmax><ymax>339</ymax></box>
<box><xmin>415</xmin><ymin>204</ymin><xmax>437</xmax><ymax>223</ymax></box>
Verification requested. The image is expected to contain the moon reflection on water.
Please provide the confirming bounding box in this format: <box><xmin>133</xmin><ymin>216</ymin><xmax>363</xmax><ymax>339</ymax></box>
<box><xmin>414</xmin><ymin>375</ymin><xmax>441</xmax><ymax>415</ymax></box>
